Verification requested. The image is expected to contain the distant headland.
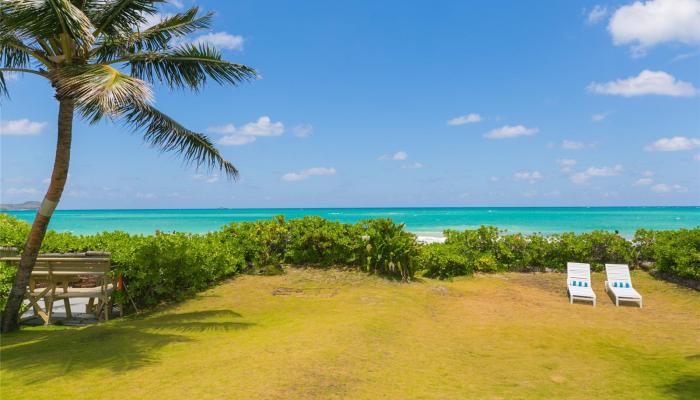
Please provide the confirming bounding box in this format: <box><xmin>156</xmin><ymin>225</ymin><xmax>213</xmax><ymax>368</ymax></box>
<box><xmin>0</xmin><ymin>201</ymin><xmax>40</xmax><ymax>211</ymax></box>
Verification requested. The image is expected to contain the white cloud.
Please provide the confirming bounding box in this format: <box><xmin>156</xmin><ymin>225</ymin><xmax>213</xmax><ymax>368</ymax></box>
<box><xmin>645</xmin><ymin>136</ymin><xmax>700</xmax><ymax>151</ymax></box>
<box><xmin>218</xmin><ymin>134</ymin><xmax>256</xmax><ymax>146</ymax></box>
<box><xmin>695</xmin><ymin>154</ymin><xmax>700</xmax><ymax>161</ymax></box>
<box><xmin>587</xmin><ymin>5</ymin><xmax>609</xmax><ymax>24</ymax></box>
<box><xmin>402</xmin><ymin>162</ymin><xmax>424</xmax><ymax>169</ymax></box>
<box><xmin>447</xmin><ymin>113</ymin><xmax>482</xmax><ymax>126</ymax></box>
<box><xmin>282</xmin><ymin>167</ymin><xmax>336</xmax><ymax>182</ymax></box>
<box><xmin>513</xmin><ymin>170</ymin><xmax>543</xmax><ymax>183</ymax></box>
<box><xmin>211</xmin><ymin>116</ymin><xmax>284</xmax><ymax>146</ymax></box>
<box><xmin>135</xmin><ymin>192</ymin><xmax>156</xmax><ymax>199</ymax></box>
<box><xmin>591</xmin><ymin>112</ymin><xmax>610</xmax><ymax>122</ymax></box>
<box><xmin>292</xmin><ymin>123</ymin><xmax>313</xmax><ymax>138</ymax></box>
<box><xmin>484</xmin><ymin>125</ymin><xmax>538</xmax><ymax>139</ymax></box>
<box><xmin>672</xmin><ymin>51</ymin><xmax>699</xmax><ymax>62</ymax></box>
<box><xmin>0</xmin><ymin>119</ymin><xmax>47</xmax><ymax>135</ymax></box>
<box><xmin>4</xmin><ymin>187</ymin><xmax>39</xmax><ymax>196</ymax></box>
<box><xmin>170</xmin><ymin>0</ymin><xmax>184</xmax><ymax>9</ymax></box>
<box><xmin>192</xmin><ymin>174</ymin><xmax>219</xmax><ymax>183</ymax></box>
<box><xmin>489</xmin><ymin>176</ymin><xmax>500</xmax><ymax>182</ymax></box>
<box><xmin>557</xmin><ymin>158</ymin><xmax>577</xmax><ymax>172</ymax></box>
<box><xmin>570</xmin><ymin>165</ymin><xmax>623</xmax><ymax>184</ymax></box>
<box><xmin>651</xmin><ymin>183</ymin><xmax>688</xmax><ymax>193</ymax></box>
<box><xmin>543</xmin><ymin>189</ymin><xmax>561</xmax><ymax>198</ymax></box>
<box><xmin>608</xmin><ymin>0</ymin><xmax>700</xmax><ymax>56</ymax></box>
<box><xmin>192</xmin><ymin>32</ymin><xmax>244</xmax><ymax>50</ymax></box>
<box><xmin>561</xmin><ymin>140</ymin><xmax>588</xmax><ymax>150</ymax></box>
<box><xmin>236</xmin><ymin>116</ymin><xmax>284</xmax><ymax>137</ymax></box>
<box><xmin>634</xmin><ymin>177</ymin><xmax>654</xmax><ymax>186</ymax></box>
<box><xmin>379</xmin><ymin>151</ymin><xmax>408</xmax><ymax>161</ymax></box>
<box><xmin>587</xmin><ymin>70</ymin><xmax>697</xmax><ymax>97</ymax></box>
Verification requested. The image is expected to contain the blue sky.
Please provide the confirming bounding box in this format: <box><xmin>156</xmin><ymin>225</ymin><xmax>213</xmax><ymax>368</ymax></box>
<box><xmin>1</xmin><ymin>0</ymin><xmax>699</xmax><ymax>208</ymax></box>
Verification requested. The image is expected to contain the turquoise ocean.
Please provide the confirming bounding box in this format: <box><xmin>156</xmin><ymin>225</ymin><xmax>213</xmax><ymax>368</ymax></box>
<box><xmin>3</xmin><ymin>207</ymin><xmax>699</xmax><ymax>239</ymax></box>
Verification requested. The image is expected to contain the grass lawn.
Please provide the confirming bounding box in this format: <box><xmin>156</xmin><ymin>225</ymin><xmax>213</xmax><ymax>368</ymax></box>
<box><xmin>1</xmin><ymin>268</ymin><xmax>699</xmax><ymax>399</ymax></box>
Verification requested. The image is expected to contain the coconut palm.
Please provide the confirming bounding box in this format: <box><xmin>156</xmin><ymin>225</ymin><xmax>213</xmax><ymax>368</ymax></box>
<box><xmin>0</xmin><ymin>0</ymin><xmax>256</xmax><ymax>332</ymax></box>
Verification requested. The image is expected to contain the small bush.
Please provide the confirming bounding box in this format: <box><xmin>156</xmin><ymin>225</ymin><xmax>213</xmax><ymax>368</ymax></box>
<box><xmin>0</xmin><ymin>214</ymin><xmax>30</xmax><ymax>249</ymax></box>
<box><xmin>417</xmin><ymin>243</ymin><xmax>471</xmax><ymax>279</ymax></box>
<box><xmin>0</xmin><ymin>262</ymin><xmax>16</xmax><ymax>311</ymax></box>
<box><xmin>285</xmin><ymin>216</ymin><xmax>363</xmax><ymax>266</ymax></box>
<box><xmin>650</xmin><ymin>228</ymin><xmax>700</xmax><ymax>280</ymax></box>
<box><xmin>222</xmin><ymin>216</ymin><xmax>288</xmax><ymax>270</ymax></box>
<box><xmin>359</xmin><ymin>219</ymin><xmax>417</xmax><ymax>281</ymax></box>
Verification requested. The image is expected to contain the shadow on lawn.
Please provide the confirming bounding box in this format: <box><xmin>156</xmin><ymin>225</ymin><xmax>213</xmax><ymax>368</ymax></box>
<box><xmin>663</xmin><ymin>375</ymin><xmax>700</xmax><ymax>399</ymax></box>
<box><xmin>0</xmin><ymin>309</ymin><xmax>253</xmax><ymax>383</ymax></box>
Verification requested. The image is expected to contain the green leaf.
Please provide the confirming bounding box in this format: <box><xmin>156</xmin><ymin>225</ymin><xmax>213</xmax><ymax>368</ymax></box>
<box><xmin>125</xmin><ymin>43</ymin><xmax>257</xmax><ymax>90</ymax></box>
<box><xmin>120</xmin><ymin>103</ymin><xmax>239</xmax><ymax>180</ymax></box>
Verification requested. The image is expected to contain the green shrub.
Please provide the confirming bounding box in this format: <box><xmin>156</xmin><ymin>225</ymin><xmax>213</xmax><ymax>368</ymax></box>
<box><xmin>521</xmin><ymin>234</ymin><xmax>551</xmax><ymax>270</ymax></box>
<box><xmin>0</xmin><ymin>213</ymin><xmax>30</xmax><ymax>249</ymax></box>
<box><xmin>285</xmin><ymin>216</ymin><xmax>363</xmax><ymax>266</ymax></box>
<box><xmin>359</xmin><ymin>219</ymin><xmax>417</xmax><ymax>281</ymax></box>
<box><xmin>417</xmin><ymin>243</ymin><xmax>471</xmax><ymax>279</ymax></box>
<box><xmin>443</xmin><ymin>226</ymin><xmax>508</xmax><ymax>272</ymax></box>
<box><xmin>119</xmin><ymin>231</ymin><xmax>245</xmax><ymax>306</ymax></box>
<box><xmin>650</xmin><ymin>228</ymin><xmax>700</xmax><ymax>280</ymax></box>
<box><xmin>632</xmin><ymin>229</ymin><xmax>656</xmax><ymax>265</ymax></box>
<box><xmin>545</xmin><ymin>231</ymin><xmax>632</xmax><ymax>271</ymax></box>
<box><xmin>0</xmin><ymin>262</ymin><xmax>16</xmax><ymax>311</ymax></box>
<box><xmin>222</xmin><ymin>216</ymin><xmax>288</xmax><ymax>270</ymax></box>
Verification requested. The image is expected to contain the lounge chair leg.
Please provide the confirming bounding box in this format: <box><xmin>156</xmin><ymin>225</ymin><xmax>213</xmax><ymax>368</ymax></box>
<box><xmin>615</xmin><ymin>298</ymin><xmax>619</xmax><ymax>307</ymax></box>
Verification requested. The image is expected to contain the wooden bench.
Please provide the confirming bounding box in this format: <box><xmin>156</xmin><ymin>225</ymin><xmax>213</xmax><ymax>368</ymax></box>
<box><xmin>1</xmin><ymin>253</ymin><xmax>114</xmax><ymax>324</ymax></box>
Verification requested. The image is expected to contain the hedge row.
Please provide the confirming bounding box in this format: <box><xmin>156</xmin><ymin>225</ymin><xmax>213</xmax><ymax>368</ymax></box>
<box><xmin>0</xmin><ymin>214</ymin><xmax>698</xmax><ymax>310</ymax></box>
<box><xmin>418</xmin><ymin>226</ymin><xmax>700</xmax><ymax>280</ymax></box>
<box><xmin>0</xmin><ymin>215</ymin><xmax>416</xmax><ymax>309</ymax></box>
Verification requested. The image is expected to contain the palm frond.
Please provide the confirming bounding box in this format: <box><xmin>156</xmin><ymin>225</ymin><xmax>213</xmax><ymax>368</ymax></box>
<box><xmin>91</xmin><ymin>0</ymin><xmax>164</xmax><ymax>36</ymax></box>
<box><xmin>92</xmin><ymin>8</ymin><xmax>212</xmax><ymax>62</ymax></box>
<box><xmin>1</xmin><ymin>0</ymin><xmax>95</xmax><ymax>50</ymax></box>
<box><xmin>120</xmin><ymin>103</ymin><xmax>239</xmax><ymax>179</ymax></box>
<box><xmin>0</xmin><ymin>71</ymin><xmax>8</xmax><ymax>98</ymax></box>
<box><xmin>53</xmin><ymin>64</ymin><xmax>152</xmax><ymax>122</ymax></box>
<box><xmin>0</xmin><ymin>32</ymin><xmax>32</xmax><ymax>68</ymax></box>
<box><xmin>125</xmin><ymin>43</ymin><xmax>257</xmax><ymax>90</ymax></box>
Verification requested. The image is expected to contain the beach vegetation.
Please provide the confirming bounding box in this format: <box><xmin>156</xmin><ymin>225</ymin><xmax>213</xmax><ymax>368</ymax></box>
<box><xmin>0</xmin><ymin>214</ymin><xmax>698</xmax><ymax>311</ymax></box>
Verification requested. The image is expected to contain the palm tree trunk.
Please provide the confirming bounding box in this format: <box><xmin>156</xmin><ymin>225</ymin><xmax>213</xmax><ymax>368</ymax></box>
<box><xmin>1</xmin><ymin>98</ymin><xmax>74</xmax><ymax>333</ymax></box>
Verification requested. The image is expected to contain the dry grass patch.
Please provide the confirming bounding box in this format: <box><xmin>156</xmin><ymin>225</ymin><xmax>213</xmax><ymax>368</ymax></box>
<box><xmin>1</xmin><ymin>268</ymin><xmax>699</xmax><ymax>399</ymax></box>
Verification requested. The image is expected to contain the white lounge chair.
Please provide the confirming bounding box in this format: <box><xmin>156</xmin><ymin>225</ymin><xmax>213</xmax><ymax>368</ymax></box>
<box><xmin>605</xmin><ymin>264</ymin><xmax>643</xmax><ymax>308</ymax></box>
<box><xmin>567</xmin><ymin>262</ymin><xmax>596</xmax><ymax>306</ymax></box>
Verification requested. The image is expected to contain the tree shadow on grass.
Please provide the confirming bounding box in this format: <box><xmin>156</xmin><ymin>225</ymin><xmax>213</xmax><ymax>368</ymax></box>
<box><xmin>0</xmin><ymin>309</ymin><xmax>254</xmax><ymax>384</ymax></box>
<box><xmin>662</xmin><ymin>375</ymin><xmax>700</xmax><ymax>399</ymax></box>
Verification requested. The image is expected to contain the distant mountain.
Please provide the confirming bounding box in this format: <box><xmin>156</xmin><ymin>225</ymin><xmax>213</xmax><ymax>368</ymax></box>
<box><xmin>0</xmin><ymin>201</ymin><xmax>40</xmax><ymax>211</ymax></box>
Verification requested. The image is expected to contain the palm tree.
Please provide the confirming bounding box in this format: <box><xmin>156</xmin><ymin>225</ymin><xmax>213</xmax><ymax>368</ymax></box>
<box><xmin>0</xmin><ymin>0</ymin><xmax>256</xmax><ymax>332</ymax></box>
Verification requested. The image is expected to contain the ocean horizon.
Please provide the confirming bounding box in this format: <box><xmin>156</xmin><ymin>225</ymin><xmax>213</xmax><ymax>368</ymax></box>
<box><xmin>3</xmin><ymin>206</ymin><xmax>699</xmax><ymax>239</ymax></box>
